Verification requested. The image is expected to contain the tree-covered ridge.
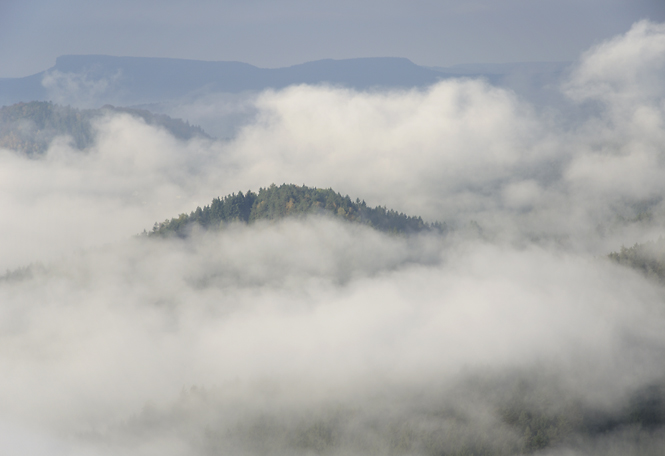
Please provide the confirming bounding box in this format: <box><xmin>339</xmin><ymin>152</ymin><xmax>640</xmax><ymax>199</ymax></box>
<box><xmin>0</xmin><ymin>101</ymin><xmax>94</xmax><ymax>154</ymax></box>
<box><xmin>150</xmin><ymin>184</ymin><xmax>446</xmax><ymax>237</ymax></box>
<box><xmin>0</xmin><ymin>101</ymin><xmax>210</xmax><ymax>154</ymax></box>
<box><xmin>608</xmin><ymin>237</ymin><xmax>665</xmax><ymax>282</ymax></box>
<box><xmin>99</xmin><ymin>105</ymin><xmax>209</xmax><ymax>141</ymax></box>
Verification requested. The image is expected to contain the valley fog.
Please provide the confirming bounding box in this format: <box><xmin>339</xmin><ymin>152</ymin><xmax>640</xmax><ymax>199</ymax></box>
<box><xmin>3</xmin><ymin>222</ymin><xmax>665</xmax><ymax>455</ymax></box>
<box><xmin>2</xmin><ymin>21</ymin><xmax>665</xmax><ymax>455</ymax></box>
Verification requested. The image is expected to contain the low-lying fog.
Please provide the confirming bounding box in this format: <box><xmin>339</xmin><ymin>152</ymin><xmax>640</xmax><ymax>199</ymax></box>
<box><xmin>2</xmin><ymin>20</ymin><xmax>665</xmax><ymax>455</ymax></box>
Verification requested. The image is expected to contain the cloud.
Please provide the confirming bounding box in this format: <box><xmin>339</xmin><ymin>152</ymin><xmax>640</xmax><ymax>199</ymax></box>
<box><xmin>42</xmin><ymin>69</ymin><xmax>124</xmax><ymax>108</ymax></box>
<box><xmin>224</xmin><ymin>81</ymin><xmax>544</xmax><ymax>220</ymax></box>
<box><xmin>564</xmin><ymin>20</ymin><xmax>665</xmax><ymax>108</ymax></box>
<box><xmin>0</xmin><ymin>113</ymin><xmax>221</xmax><ymax>272</ymax></box>
<box><xmin>3</xmin><ymin>20</ymin><xmax>665</xmax><ymax>455</ymax></box>
<box><xmin>1</xmin><ymin>222</ymin><xmax>664</xmax><ymax>454</ymax></box>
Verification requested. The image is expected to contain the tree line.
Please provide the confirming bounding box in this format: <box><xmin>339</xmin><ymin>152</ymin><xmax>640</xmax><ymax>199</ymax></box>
<box><xmin>149</xmin><ymin>183</ymin><xmax>447</xmax><ymax>237</ymax></box>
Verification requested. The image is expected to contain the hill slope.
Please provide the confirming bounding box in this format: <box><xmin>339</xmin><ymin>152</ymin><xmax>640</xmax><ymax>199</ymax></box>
<box><xmin>149</xmin><ymin>184</ymin><xmax>446</xmax><ymax>237</ymax></box>
<box><xmin>609</xmin><ymin>237</ymin><xmax>665</xmax><ymax>282</ymax></box>
<box><xmin>0</xmin><ymin>101</ymin><xmax>210</xmax><ymax>154</ymax></box>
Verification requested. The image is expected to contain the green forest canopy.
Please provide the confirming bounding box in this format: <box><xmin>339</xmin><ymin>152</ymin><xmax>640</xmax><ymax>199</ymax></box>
<box><xmin>149</xmin><ymin>183</ymin><xmax>447</xmax><ymax>237</ymax></box>
<box><xmin>0</xmin><ymin>101</ymin><xmax>209</xmax><ymax>154</ymax></box>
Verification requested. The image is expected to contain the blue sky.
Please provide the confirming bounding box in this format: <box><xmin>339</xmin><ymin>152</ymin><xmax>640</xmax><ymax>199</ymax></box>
<box><xmin>1</xmin><ymin>0</ymin><xmax>665</xmax><ymax>77</ymax></box>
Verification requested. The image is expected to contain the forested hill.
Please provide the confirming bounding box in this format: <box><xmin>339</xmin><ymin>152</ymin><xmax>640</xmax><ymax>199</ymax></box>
<box><xmin>0</xmin><ymin>101</ymin><xmax>210</xmax><ymax>155</ymax></box>
<box><xmin>149</xmin><ymin>184</ymin><xmax>446</xmax><ymax>237</ymax></box>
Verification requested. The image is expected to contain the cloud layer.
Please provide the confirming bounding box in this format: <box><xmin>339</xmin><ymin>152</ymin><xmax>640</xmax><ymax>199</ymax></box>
<box><xmin>2</xmin><ymin>21</ymin><xmax>665</xmax><ymax>455</ymax></box>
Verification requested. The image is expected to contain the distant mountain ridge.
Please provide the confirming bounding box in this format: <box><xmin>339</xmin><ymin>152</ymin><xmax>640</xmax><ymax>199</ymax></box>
<box><xmin>0</xmin><ymin>55</ymin><xmax>455</xmax><ymax>107</ymax></box>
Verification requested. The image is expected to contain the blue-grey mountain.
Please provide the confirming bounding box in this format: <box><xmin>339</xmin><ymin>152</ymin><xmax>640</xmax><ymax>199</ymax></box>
<box><xmin>0</xmin><ymin>55</ymin><xmax>571</xmax><ymax>109</ymax></box>
<box><xmin>0</xmin><ymin>55</ymin><xmax>453</xmax><ymax>107</ymax></box>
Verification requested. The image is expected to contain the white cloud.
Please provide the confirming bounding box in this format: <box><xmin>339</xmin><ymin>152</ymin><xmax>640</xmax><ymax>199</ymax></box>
<box><xmin>0</xmin><ymin>223</ymin><xmax>663</xmax><ymax>454</ymax></box>
<box><xmin>565</xmin><ymin>20</ymin><xmax>665</xmax><ymax>108</ymax></box>
<box><xmin>42</xmin><ymin>69</ymin><xmax>123</xmax><ymax>108</ymax></box>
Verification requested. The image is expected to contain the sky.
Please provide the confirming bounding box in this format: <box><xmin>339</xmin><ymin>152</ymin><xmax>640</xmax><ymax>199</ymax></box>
<box><xmin>1</xmin><ymin>0</ymin><xmax>665</xmax><ymax>77</ymax></box>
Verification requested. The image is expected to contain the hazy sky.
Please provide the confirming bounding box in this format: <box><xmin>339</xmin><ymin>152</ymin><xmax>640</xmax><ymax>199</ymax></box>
<box><xmin>1</xmin><ymin>0</ymin><xmax>665</xmax><ymax>77</ymax></box>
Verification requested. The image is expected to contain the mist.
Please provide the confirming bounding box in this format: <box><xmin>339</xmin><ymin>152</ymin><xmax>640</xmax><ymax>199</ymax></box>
<box><xmin>2</xmin><ymin>21</ymin><xmax>665</xmax><ymax>455</ymax></box>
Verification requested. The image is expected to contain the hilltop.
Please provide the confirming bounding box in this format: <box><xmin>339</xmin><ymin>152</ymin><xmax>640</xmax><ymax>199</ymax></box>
<box><xmin>149</xmin><ymin>183</ymin><xmax>446</xmax><ymax>237</ymax></box>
